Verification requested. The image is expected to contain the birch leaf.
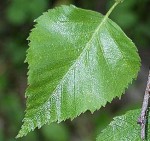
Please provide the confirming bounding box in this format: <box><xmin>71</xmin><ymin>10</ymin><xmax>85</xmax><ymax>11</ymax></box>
<box><xmin>17</xmin><ymin>5</ymin><xmax>140</xmax><ymax>137</ymax></box>
<box><xmin>97</xmin><ymin>109</ymin><xmax>150</xmax><ymax>141</ymax></box>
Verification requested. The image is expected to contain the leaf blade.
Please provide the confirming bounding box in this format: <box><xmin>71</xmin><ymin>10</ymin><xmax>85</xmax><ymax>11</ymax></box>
<box><xmin>17</xmin><ymin>5</ymin><xmax>140</xmax><ymax>137</ymax></box>
<box><xmin>97</xmin><ymin>109</ymin><xmax>150</xmax><ymax>141</ymax></box>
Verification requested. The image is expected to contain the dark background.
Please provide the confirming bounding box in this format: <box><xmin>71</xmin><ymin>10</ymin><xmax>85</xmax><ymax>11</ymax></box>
<box><xmin>0</xmin><ymin>0</ymin><xmax>150</xmax><ymax>141</ymax></box>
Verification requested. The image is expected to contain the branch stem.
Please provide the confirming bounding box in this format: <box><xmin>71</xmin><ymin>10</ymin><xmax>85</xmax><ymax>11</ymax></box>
<box><xmin>138</xmin><ymin>70</ymin><xmax>150</xmax><ymax>140</ymax></box>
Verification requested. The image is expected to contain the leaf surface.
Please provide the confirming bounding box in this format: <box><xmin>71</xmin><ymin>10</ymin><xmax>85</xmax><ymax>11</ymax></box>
<box><xmin>17</xmin><ymin>5</ymin><xmax>140</xmax><ymax>137</ymax></box>
<box><xmin>97</xmin><ymin>109</ymin><xmax>150</xmax><ymax>141</ymax></box>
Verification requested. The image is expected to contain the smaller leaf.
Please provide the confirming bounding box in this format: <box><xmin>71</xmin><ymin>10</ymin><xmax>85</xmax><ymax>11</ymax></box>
<box><xmin>97</xmin><ymin>109</ymin><xmax>150</xmax><ymax>141</ymax></box>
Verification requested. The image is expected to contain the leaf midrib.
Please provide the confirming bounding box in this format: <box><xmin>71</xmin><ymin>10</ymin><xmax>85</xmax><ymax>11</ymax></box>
<box><xmin>44</xmin><ymin>14</ymin><xmax>109</xmax><ymax>106</ymax></box>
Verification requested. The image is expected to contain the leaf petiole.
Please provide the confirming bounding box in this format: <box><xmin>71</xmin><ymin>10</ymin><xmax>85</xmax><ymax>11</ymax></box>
<box><xmin>104</xmin><ymin>0</ymin><xmax>123</xmax><ymax>20</ymax></box>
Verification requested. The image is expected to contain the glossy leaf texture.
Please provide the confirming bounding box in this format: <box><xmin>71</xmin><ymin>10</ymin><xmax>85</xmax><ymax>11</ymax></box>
<box><xmin>97</xmin><ymin>109</ymin><xmax>150</xmax><ymax>141</ymax></box>
<box><xmin>17</xmin><ymin>5</ymin><xmax>141</xmax><ymax>137</ymax></box>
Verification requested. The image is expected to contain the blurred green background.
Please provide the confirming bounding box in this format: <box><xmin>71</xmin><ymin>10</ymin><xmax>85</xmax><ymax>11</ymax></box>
<box><xmin>0</xmin><ymin>0</ymin><xmax>150</xmax><ymax>141</ymax></box>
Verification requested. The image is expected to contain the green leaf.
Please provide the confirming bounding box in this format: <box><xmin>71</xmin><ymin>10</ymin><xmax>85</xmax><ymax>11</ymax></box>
<box><xmin>96</xmin><ymin>109</ymin><xmax>150</xmax><ymax>141</ymax></box>
<box><xmin>17</xmin><ymin>5</ymin><xmax>140</xmax><ymax>137</ymax></box>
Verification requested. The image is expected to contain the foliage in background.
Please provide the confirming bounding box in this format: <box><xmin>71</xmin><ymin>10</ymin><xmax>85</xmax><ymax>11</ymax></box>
<box><xmin>6</xmin><ymin>0</ymin><xmax>49</xmax><ymax>25</ymax></box>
